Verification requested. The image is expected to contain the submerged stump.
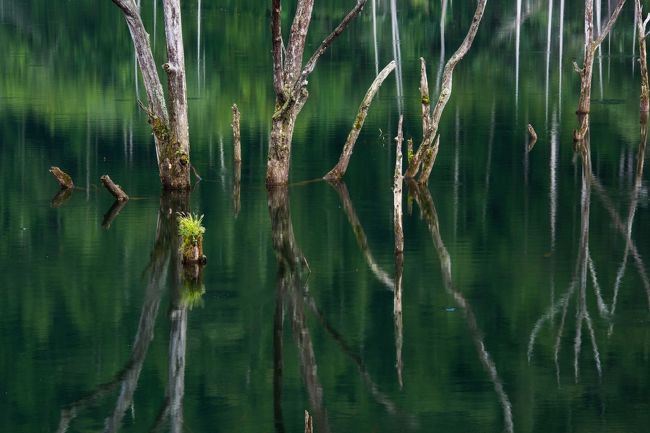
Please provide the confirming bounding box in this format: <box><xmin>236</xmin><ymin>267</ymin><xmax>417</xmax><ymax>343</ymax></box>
<box><xmin>178</xmin><ymin>213</ymin><xmax>206</xmax><ymax>265</ymax></box>
<box><xmin>49</xmin><ymin>166</ymin><xmax>74</xmax><ymax>189</ymax></box>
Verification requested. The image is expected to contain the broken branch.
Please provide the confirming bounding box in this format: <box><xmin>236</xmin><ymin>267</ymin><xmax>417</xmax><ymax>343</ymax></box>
<box><xmin>49</xmin><ymin>166</ymin><xmax>74</xmax><ymax>189</ymax></box>
<box><xmin>100</xmin><ymin>175</ymin><xmax>129</xmax><ymax>202</ymax></box>
<box><xmin>324</xmin><ymin>60</ymin><xmax>396</xmax><ymax>180</ymax></box>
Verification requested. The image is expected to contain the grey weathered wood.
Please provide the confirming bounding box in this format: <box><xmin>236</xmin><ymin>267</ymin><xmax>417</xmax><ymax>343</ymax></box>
<box><xmin>393</xmin><ymin>115</ymin><xmax>404</xmax><ymax>255</ymax></box>
<box><xmin>574</xmin><ymin>0</ymin><xmax>626</xmax><ymax>140</ymax></box>
<box><xmin>636</xmin><ymin>0</ymin><xmax>649</xmax><ymax>112</ymax></box>
<box><xmin>267</xmin><ymin>0</ymin><xmax>368</xmax><ymax>186</ymax></box>
<box><xmin>232</xmin><ymin>104</ymin><xmax>241</xmax><ymax>163</ymax></box>
<box><xmin>162</xmin><ymin>0</ymin><xmax>189</xmax><ymax>156</ymax></box>
<box><xmin>112</xmin><ymin>0</ymin><xmax>191</xmax><ymax>190</ymax></box>
<box><xmin>324</xmin><ymin>60</ymin><xmax>396</xmax><ymax>180</ymax></box>
<box><xmin>406</xmin><ymin>0</ymin><xmax>488</xmax><ymax>183</ymax></box>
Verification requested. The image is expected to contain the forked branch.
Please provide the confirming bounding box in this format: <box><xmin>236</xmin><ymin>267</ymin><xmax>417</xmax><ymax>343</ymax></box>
<box><xmin>406</xmin><ymin>0</ymin><xmax>487</xmax><ymax>181</ymax></box>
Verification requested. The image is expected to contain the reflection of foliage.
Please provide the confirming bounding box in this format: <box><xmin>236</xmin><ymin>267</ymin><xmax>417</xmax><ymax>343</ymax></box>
<box><xmin>180</xmin><ymin>283</ymin><xmax>206</xmax><ymax>310</ymax></box>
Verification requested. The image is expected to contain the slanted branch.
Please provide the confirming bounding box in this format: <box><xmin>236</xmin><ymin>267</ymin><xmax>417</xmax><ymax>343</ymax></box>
<box><xmin>49</xmin><ymin>166</ymin><xmax>74</xmax><ymax>189</ymax></box>
<box><xmin>406</xmin><ymin>0</ymin><xmax>487</xmax><ymax>184</ymax></box>
<box><xmin>324</xmin><ymin>60</ymin><xmax>396</xmax><ymax>181</ymax></box>
<box><xmin>100</xmin><ymin>175</ymin><xmax>129</xmax><ymax>202</ymax></box>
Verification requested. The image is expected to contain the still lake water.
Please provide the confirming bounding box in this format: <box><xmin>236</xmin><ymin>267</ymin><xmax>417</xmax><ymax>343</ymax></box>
<box><xmin>2</xmin><ymin>0</ymin><xmax>650</xmax><ymax>432</ymax></box>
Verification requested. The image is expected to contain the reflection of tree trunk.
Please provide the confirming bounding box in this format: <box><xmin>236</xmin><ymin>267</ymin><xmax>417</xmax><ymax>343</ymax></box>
<box><xmin>233</xmin><ymin>161</ymin><xmax>241</xmax><ymax>218</ymax></box>
<box><xmin>57</xmin><ymin>191</ymin><xmax>188</xmax><ymax>433</ymax></box>
<box><xmin>268</xmin><ymin>187</ymin><xmax>330</xmax><ymax>433</ymax></box>
<box><xmin>273</xmin><ymin>281</ymin><xmax>286</xmax><ymax>433</ymax></box>
<box><xmin>168</xmin><ymin>292</ymin><xmax>187</xmax><ymax>433</ymax></box>
<box><xmin>411</xmin><ymin>181</ymin><xmax>514</xmax><ymax>433</ymax></box>
<box><xmin>327</xmin><ymin>181</ymin><xmax>395</xmax><ymax>292</ymax></box>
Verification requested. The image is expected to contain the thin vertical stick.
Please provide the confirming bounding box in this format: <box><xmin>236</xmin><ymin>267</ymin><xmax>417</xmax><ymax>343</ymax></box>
<box><xmin>232</xmin><ymin>104</ymin><xmax>241</xmax><ymax>163</ymax></box>
<box><xmin>394</xmin><ymin>115</ymin><xmax>404</xmax><ymax>254</ymax></box>
<box><xmin>393</xmin><ymin>114</ymin><xmax>404</xmax><ymax>389</ymax></box>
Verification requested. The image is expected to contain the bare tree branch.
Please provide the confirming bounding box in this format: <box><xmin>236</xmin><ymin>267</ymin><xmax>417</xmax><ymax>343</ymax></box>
<box><xmin>593</xmin><ymin>0</ymin><xmax>626</xmax><ymax>48</ymax></box>
<box><xmin>324</xmin><ymin>60</ymin><xmax>396</xmax><ymax>180</ymax></box>
<box><xmin>406</xmin><ymin>0</ymin><xmax>487</xmax><ymax>180</ymax></box>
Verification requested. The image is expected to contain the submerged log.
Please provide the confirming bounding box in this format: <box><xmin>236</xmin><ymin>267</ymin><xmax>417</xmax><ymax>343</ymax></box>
<box><xmin>324</xmin><ymin>60</ymin><xmax>396</xmax><ymax>181</ymax></box>
<box><xmin>49</xmin><ymin>166</ymin><xmax>74</xmax><ymax>189</ymax></box>
<box><xmin>100</xmin><ymin>175</ymin><xmax>129</xmax><ymax>202</ymax></box>
<box><xmin>232</xmin><ymin>103</ymin><xmax>241</xmax><ymax>163</ymax></box>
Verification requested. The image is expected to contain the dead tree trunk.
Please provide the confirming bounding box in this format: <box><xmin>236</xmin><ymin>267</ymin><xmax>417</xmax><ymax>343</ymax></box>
<box><xmin>112</xmin><ymin>0</ymin><xmax>191</xmax><ymax>190</ymax></box>
<box><xmin>267</xmin><ymin>0</ymin><xmax>368</xmax><ymax>186</ymax></box>
<box><xmin>324</xmin><ymin>60</ymin><xmax>396</xmax><ymax>180</ymax></box>
<box><xmin>636</xmin><ymin>0</ymin><xmax>650</xmax><ymax>112</ymax></box>
<box><xmin>574</xmin><ymin>0</ymin><xmax>626</xmax><ymax>139</ymax></box>
<box><xmin>405</xmin><ymin>0</ymin><xmax>488</xmax><ymax>184</ymax></box>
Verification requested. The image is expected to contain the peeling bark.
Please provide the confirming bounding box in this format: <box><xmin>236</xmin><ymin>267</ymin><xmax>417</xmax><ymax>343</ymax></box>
<box><xmin>324</xmin><ymin>60</ymin><xmax>396</xmax><ymax>180</ymax></box>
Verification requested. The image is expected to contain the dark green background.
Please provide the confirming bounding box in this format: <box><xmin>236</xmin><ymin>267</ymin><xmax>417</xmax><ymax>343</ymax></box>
<box><xmin>1</xmin><ymin>1</ymin><xmax>649</xmax><ymax>432</ymax></box>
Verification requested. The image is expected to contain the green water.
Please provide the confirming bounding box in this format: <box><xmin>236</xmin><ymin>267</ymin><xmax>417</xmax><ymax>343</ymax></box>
<box><xmin>1</xmin><ymin>1</ymin><xmax>650</xmax><ymax>432</ymax></box>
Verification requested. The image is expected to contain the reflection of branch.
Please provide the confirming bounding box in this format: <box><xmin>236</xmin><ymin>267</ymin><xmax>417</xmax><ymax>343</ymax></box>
<box><xmin>327</xmin><ymin>180</ymin><xmax>395</xmax><ymax>292</ymax></box>
<box><xmin>57</xmin><ymin>192</ymin><xmax>183</xmax><ymax>433</ymax></box>
<box><xmin>304</xmin><ymin>296</ymin><xmax>418</xmax><ymax>426</ymax></box>
<box><xmin>411</xmin><ymin>182</ymin><xmax>513</xmax><ymax>433</ymax></box>
<box><xmin>592</xmin><ymin>171</ymin><xmax>650</xmax><ymax>310</ymax></box>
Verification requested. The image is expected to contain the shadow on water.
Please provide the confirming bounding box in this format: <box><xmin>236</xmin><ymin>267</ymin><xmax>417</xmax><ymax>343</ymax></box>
<box><xmin>528</xmin><ymin>113</ymin><xmax>649</xmax><ymax>384</ymax></box>
<box><xmin>55</xmin><ymin>191</ymin><xmax>203</xmax><ymax>433</ymax></box>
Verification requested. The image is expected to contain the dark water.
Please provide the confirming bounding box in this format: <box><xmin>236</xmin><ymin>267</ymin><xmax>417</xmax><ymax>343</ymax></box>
<box><xmin>2</xmin><ymin>1</ymin><xmax>650</xmax><ymax>432</ymax></box>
